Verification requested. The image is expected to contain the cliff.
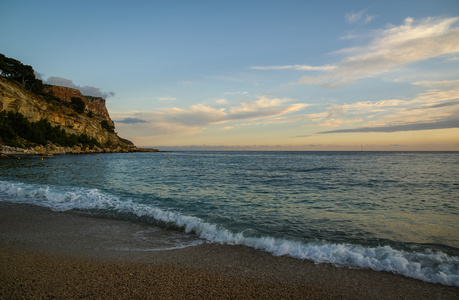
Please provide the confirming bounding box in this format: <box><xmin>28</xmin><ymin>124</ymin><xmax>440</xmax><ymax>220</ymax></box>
<box><xmin>43</xmin><ymin>85</ymin><xmax>114</xmax><ymax>127</ymax></box>
<box><xmin>0</xmin><ymin>77</ymin><xmax>144</xmax><ymax>155</ymax></box>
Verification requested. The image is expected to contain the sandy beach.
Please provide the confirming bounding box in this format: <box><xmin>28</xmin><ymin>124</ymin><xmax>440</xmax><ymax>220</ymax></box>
<box><xmin>1</xmin><ymin>202</ymin><xmax>457</xmax><ymax>299</ymax></box>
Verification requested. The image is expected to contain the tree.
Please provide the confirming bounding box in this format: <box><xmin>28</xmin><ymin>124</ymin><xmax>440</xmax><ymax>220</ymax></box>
<box><xmin>70</xmin><ymin>97</ymin><xmax>86</xmax><ymax>114</ymax></box>
<box><xmin>0</xmin><ymin>53</ymin><xmax>43</xmax><ymax>94</ymax></box>
<box><xmin>0</xmin><ymin>110</ymin><xmax>101</xmax><ymax>148</ymax></box>
<box><xmin>100</xmin><ymin>120</ymin><xmax>115</xmax><ymax>133</ymax></box>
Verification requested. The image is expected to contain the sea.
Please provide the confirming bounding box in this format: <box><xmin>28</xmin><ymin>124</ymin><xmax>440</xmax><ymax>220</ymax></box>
<box><xmin>1</xmin><ymin>151</ymin><xmax>458</xmax><ymax>286</ymax></box>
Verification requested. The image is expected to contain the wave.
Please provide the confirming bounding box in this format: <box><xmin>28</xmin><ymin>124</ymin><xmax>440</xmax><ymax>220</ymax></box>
<box><xmin>1</xmin><ymin>180</ymin><xmax>458</xmax><ymax>287</ymax></box>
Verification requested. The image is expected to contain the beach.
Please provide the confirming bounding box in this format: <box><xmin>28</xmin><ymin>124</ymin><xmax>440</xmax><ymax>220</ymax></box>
<box><xmin>1</xmin><ymin>202</ymin><xmax>457</xmax><ymax>299</ymax></box>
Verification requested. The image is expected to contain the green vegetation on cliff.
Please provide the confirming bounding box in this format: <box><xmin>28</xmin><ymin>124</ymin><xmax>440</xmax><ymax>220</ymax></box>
<box><xmin>0</xmin><ymin>54</ymin><xmax>43</xmax><ymax>95</ymax></box>
<box><xmin>1</xmin><ymin>53</ymin><xmax>88</xmax><ymax>115</ymax></box>
<box><xmin>70</xmin><ymin>97</ymin><xmax>86</xmax><ymax>114</ymax></box>
<box><xmin>0</xmin><ymin>110</ymin><xmax>100</xmax><ymax>149</ymax></box>
<box><xmin>100</xmin><ymin>120</ymin><xmax>115</xmax><ymax>133</ymax></box>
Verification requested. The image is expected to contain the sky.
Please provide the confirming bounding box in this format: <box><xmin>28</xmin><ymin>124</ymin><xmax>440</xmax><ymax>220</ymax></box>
<box><xmin>1</xmin><ymin>0</ymin><xmax>459</xmax><ymax>151</ymax></box>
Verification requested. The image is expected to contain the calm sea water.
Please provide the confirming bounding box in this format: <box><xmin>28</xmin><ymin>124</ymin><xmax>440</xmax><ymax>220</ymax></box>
<box><xmin>1</xmin><ymin>151</ymin><xmax>458</xmax><ymax>286</ymax></box>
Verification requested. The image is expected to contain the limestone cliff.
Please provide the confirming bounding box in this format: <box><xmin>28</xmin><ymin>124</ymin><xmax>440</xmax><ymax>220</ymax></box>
<box><xmin>43</xmin><ymin>85</ymin><xmax>114</xmax><ymax>127</ymax></box>
<box><xmin>0</xmin><ymin>77</ymin><xmax>131</xmax><ymax>151</ymax></box>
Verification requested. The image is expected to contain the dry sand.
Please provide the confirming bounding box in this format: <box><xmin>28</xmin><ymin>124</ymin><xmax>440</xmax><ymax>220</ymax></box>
<box><xmin>1</xmin><ymin>202</ymin><xmax>458</xmax><ymax>299</ymax></box>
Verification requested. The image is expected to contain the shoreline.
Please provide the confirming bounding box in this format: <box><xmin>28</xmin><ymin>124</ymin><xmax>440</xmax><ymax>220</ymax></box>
<box><xmin>0</xmin><ymin>145</ymin><xmax>159</xmax><ymax>158</ymax></box>
<box><xmin>1</xmin><ymin>202</ymin><xmax>457</xmax><ymax>299</ymax></box>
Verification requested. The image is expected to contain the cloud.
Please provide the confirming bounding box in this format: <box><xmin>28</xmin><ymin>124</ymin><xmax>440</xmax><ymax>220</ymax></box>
<box><xmin>409</xmin><ymin>79</ymin><xmax>459</xmax><ymax>106</ymax></box>
<box><xmin>34</xmin><ymin>71</ymin><xmax>44</xmax><ymax>80</ymax></box>
<box><xmin>325</xmin><ymin>104</ymin><xmax>345</xmax><ymax>117</ymax></box>
<box><xmin>276</xmin><ymin>17</ymin><xmax>459</xmax><ymax>87</ymax></box>
<box><xmin>155</xmin><ymin>97</ymin><xmax>308</xmax><ymax>126</ymax></box>
<box><xmin>215</xmin><ymin>98</ymin><xmax>228</xmax><ymax>105</ymax></box>
<box><xmin>251</xmin><ymin>65</ymin><xmax>335</xmax><ymax>71</ymax></box>
<box><xmin>302</xmin><ymin>78</ymin><xmax>459</xmax><ymax>134</ymax></box>
<box><xmin>328</xmin><ymin>99</ymin><xmax>407</xmax><ymax>114</ymax></box>
<box><xmin>115</xmin><ymin>118</ymin><xmax>148</xmax><ymax>124</ymax></box>
<box><xmin>46</xmin><ymin>76</ymin><xmax>76</xmax><ymax>88</ymax></box>
<box><xmin>412</xmin><ymin>79</ymin><xmax>459</xmax><ymax>89</ymax></box>
<box><xmin>224</xmin><ymin>91</ymin><xmax>248</xmax><ymax>95</ymax></box>
<box><xmin>229</xmin><ymin>97</ymin><xmax>308</xmax><ymax>120</ymax></box>
<box><xmin>113</xmin><ymin>96</ymin><xmax>308</xmax><ymax>137</ymax></box>
<box><xmin>127</xmin><ymin>122</ymin><xmax>202</xmax><ymax>137</ymax></box>
<box><xmin>319</xmin><ymin>117</ymin><xmax>459</xmax><ymax>134</ymax></box>
<box><xmin>317</xmin><ymin>118</ymin><xmax>363</xmax><ymax>127</ymax></box>
<box><xmin>229</xmin><ymin>97</ymin><xmax>290</xmax><ymax>114</ymax></box>
<box><xmin>346</xmin><ymin>10</ymin><xmax>375</xmax><ymax>24</ymax></box>
<box><xmin>160</xmin><ymin>104</ymin><xmax>228</xmax><ymax>126</ymax></box>
<box><xmin>346</xmin><ymin>11</ymin><xmax>363</xmax><ymax>24</ymax></box>
<box><xmin>45</xmin><ymin>76</ymin><xmax>115</xmax><ymax>98</ymax></box>
<box><xmin>364</xmin><ymin>15</ymin><xmax>375</xmax><ymax>24</ymax></box>
<box><xmin>415</xmin><ymin>100</ymin><xmax>459</xmax><ymax>110</ymax></box>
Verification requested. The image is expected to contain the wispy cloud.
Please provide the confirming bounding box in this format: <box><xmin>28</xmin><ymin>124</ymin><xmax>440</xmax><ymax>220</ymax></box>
<box><xmin>317</xmin><ymin>118</ymin><xmax>363</xmax><ymax>127</ymax></box>
<box><xmin>345</xmin><ymin>9</ymin><xmax>375</xmax><ymax>24</ymax></box>
<box><xmin>256</xmin><ymin>17</ymin><xmax>459</xmax><ymax>88</ymax></box>
<box><xmin>114</xmin><ymin>96</ymin><xmax>308</xmax><ymax>137</ymax></box>
<box><xmin>228</xmin><ymin>97</ymin><xmax>308</xmax><ymax>120</ymax></box>
<box><xmin>412</xmin><ymin>79</ymin><xmax>459</xmax><ymax>89</ymax></box>
<box><xmin>224</xmin><ymin>91</ymin><xmax>249</xmax><ymax>95</ymax></box>
<box><xmin>251</xmin><ymin>65</ymin><xmax>335</xmax><ymax>71</ymax></box>
<box><xmin>416</xmin><ymin>100</ymin><xmax>459</xmax><ymax>110</ymax></box>
<box><xmin>215</xmin><ymin>98</ymin><xmax>229</xmax><ymax>105</ymax></box>
<box><xmin>312</xmin><ymin>79</ymin><xmax>459</xmax><ymax>134</ymax></box>
<box><xmin>299</xmin><ymin>17</ymin><xmax>459</xmax><ymax>87</ymax></box>
<box><xmin>319</xmin><ymin>117</ymin><xmax>459</xmax><ymax>134</ymax></box>
<box><xmin>159</xmin><ymin>104</ymin><xmax>228</xmax><ymax>126</ymax></box>
<box><xmin>45</xmin><ymin>76</ymin><xmax>115</xmax><ymax>98</ymax></box>
<box><xmin>364</xmin><ymin>15</ymin><xmax>375</xmax><ymax>24</ymax></box>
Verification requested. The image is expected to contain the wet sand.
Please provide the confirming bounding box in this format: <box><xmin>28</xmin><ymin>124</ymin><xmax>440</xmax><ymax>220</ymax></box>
<box><xmin>1</xmin><ymin>202</ymin><xmax>458</xmax><ymax>299</ymax></box>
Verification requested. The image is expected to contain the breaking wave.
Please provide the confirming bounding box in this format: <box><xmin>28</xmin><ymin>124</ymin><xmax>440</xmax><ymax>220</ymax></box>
<box><xmin>1</xmin><ymin>180</ymin><xmax>458</xmax><ymax>287</ymax></box>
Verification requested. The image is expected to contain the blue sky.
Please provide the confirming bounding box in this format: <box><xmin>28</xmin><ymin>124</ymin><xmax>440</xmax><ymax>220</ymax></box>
<box><xmin>1</xmin><ymin>0</ymin><xmax>459</xmax><ymax>150</ymax></box>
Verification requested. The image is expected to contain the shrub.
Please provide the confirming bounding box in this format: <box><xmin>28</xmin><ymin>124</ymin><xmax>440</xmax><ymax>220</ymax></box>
<box><xmin>70</xmin><ymin>97</ymin><xmax>85</xmax><ymax>114</ymax></box>
<box><xmin>0</xmin><ymin>110</ymin><xmax>100</xmax><ymax>148</ymax></box>
<box><xmin>100</xmin><ymin>120</ymin><xmax>114</xmax><ymax>133</ymax></box>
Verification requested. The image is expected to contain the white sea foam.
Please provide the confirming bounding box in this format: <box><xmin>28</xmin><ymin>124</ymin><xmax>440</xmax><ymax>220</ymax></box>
<box><xmin>115</xmin><ymin>240</ymin><xmax>205</xmax><ymax>252</ymax></box>
<box><xmin>1</xmin><ymin>180</ymin><xmax>458</xmax><ymax>286</ymax></box>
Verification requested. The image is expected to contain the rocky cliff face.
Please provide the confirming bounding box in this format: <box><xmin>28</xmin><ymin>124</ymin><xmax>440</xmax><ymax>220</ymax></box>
<box><xmin>0</xmin><ymin>77</ymin><xmax>130</xmax><ymax>150</ymax></box>
<box><xmin>43</xmin><ymin>85</ymin><xmax>114</xmax><ymax>127</ymax></box>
